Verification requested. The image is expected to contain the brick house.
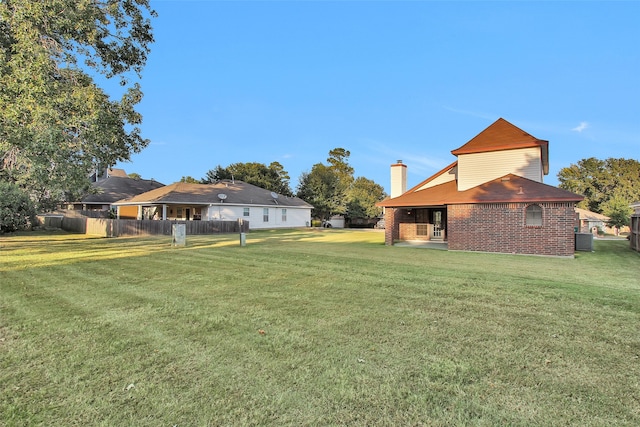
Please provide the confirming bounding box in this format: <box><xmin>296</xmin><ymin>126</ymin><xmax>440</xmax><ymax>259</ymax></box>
<box><xmin>377</xmin><ymin>118</ymin><xmax>584</xmax><ymax>257</ymax></box>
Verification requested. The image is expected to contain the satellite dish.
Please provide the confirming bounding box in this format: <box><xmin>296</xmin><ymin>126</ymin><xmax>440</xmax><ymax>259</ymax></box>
<box><xmin>270</xmin><ymin>192</ymin><xmax>279</xmax><ymax>199</ymax></box>
<box><xmin>217</xmin><ymin>193</ymin><xmax>227</xmax><ymax>201</ymax></box>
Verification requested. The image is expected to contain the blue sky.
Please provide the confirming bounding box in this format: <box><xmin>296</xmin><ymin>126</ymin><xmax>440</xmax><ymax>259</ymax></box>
<box><xmin>114</xmin><ymin>0</ymin><xmax>639</xmax><ymax>193</ymax></box>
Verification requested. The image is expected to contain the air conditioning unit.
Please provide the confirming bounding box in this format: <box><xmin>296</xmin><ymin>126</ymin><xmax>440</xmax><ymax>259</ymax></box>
<box><xmin>575</xmin><ymin>233</ymin><xmax>593</xmax><ymax>252</ymax></box>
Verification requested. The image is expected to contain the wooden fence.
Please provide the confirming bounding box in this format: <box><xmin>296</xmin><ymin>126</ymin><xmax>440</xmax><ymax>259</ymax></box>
<box><xmin>38</xmin><ymin>216</ymin><xmax>248</xmax><ymax>237</ymax></box>
<box><xmin>631</xmin><ymin>215</ymin><xmax>639</xmax><ymax>252</ymax></box>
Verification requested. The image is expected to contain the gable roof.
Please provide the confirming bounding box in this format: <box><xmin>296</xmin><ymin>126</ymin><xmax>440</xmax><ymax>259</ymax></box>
<box><xmin>451</xmin><ymin>118</ymin><xmax>549</xmax><ymax>174</ymax></box>
<box><xmin>575</xmin><ymin>208</ymin><xmax>609</xmax><ymax>222</ymax></box>
<box><xmin>82</xmin><ymin>176</ymin><xmax>165</xmax><ymax>204</ymax></box>
<box><xmin>378</xmin><ymin>174</ymin><xmax>583</xmax><ymax>208</ymax></box>
<box><xmin>106</xmin><ymin>168</ymin><xmax>128</xmax><ymax>178</ymax></box>
<box><xmin>113</xmin><ymin>180</ymin><xmax>313</xmax><ymax>208</ymax></box>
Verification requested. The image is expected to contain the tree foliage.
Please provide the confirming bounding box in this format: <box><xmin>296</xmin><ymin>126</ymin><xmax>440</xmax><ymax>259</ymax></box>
<box><xmin>0</xmin><ymin>0</ymin><xmax>156</xmax><ymax>210</ymax></box>
<box><xmin>558</xmin><ymin>158</ymin><xmax>640</xmax><ymax>223</ymax></box>
<box><xmin>180</xmin><ymin>176</ymin><xmax>199</xmax><ymax>184</ymax></box>
<box><xmin>296</xmin><ymin>164</ymin><xmax>341</xmax><ymax>221</ymax></box>
<box><xmin>0</xmin><ymin>181</ymin><xmax>37</xmax><ymax>233</ymax></box>
<box><xmin>601</xmin><ymin>195</ymin><xmax>633</xmax><ymax>229</ymax></box>
<box><xmin>346</xmin><ymin>177</ymin><xmax>386</xmax><ymax>219</ymax></box>
<box><xmin>296</xmin><ymin>148</ymin><xmax>386</xmax><ymax>220</ymax></box>
<box><xmin>202</xmin><ymin>162</ymin><xmax>293</xmax><ymax>196</ymax></box>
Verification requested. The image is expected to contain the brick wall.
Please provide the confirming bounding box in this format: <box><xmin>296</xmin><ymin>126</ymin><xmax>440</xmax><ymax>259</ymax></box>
<box><xmin>399</xmin><ymin>223</ymin><xmax>432</xmax><ymax>241</ymax></box>
<box><xmin>384</xmin><ymin>208</ymin><xmax>398</xmax><ymax>245</ymax></box>
<box><xmin>447</xmin><ymin>202</ymin><xmax>577</xmax><ymax>257</ymax></box>
<box><xmin>385</xmin><ymin>208</ymin><xmax>423</xmax><ymax>244</ymax></box>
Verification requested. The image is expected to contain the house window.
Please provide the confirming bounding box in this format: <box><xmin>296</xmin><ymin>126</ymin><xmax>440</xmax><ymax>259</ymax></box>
<box><xmin>281</xmin><ymin>208</ymin><xmax>287</xmax><ymax>222</ymax></box>
<box><xmin>177</xmin><ymin>208</ymin><xmax>183</xmax><ymax>219</ymax></box>
<box><xmin>416</xmin><ymin>224</ymin><xmax>428</xmax><ymax>236</ymax></box>
<box><xmin>525</xmin><ymin>204</ymin><xmax>543</xmax><ymax>226</ymax></box>
<box><xmin>263</xmin><ymin>208</ymin><xmax>269</xmax><ymax>222</ymax></box>
<box><xmin>243</xmin><ymin>208</ymin><xmax>250</xmax><ymax>217</ymax></box>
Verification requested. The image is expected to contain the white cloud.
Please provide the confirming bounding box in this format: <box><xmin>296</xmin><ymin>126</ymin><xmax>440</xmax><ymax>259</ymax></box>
<box><xmin>572</xmin><ymin>121</ymin><xmax>589</xmax><ymax>132</ymax></box>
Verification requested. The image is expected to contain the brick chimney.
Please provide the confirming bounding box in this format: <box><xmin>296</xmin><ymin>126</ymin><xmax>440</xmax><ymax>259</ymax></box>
<box><xmin>390</xmin><ymin>160</ymin><xmax>407</xmax><ymax>198</ymax></box>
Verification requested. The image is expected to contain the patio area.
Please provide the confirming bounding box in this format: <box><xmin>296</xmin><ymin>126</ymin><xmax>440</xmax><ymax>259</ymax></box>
<box><xmin>393</xmin><ymin>240</ymin><xmax>449</xmax><ymax>250</ymax></box>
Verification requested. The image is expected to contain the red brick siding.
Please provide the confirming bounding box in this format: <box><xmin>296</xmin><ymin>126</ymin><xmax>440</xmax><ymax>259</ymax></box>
<box><xmin>384</xmin><ymin>208</ymin><xmax>398</xmax><ymax>245</ymax></box>
<box><xmin>447</xmin><ymin>202</ymin><xmax>576</xmax><ymax>257</ymax></box>
<box><xmin>399</xmin><ymin>223</ymin><xmax>431</xmax><ymax>241</ymax></box>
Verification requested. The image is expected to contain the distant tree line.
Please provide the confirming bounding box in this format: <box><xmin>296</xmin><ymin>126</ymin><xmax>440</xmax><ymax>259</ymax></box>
<box><xmin>558</xmin><ymin>157</ymin><xmax>640</xmax><ymax>228</ymax></box>
<box><xmin>193</xmin><ymin>148</ymin><xmax>387</xmax><ymax>222</ymax></box>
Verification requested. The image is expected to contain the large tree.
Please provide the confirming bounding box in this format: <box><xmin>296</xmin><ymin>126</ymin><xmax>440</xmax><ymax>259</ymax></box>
<box><xmin>202</xmin><ymin>162</ymin><xmax>293</xmax><ymax>196</ymax></box>
<box><xmin>296</xmin><ymin>163</ymin><xmax>341</xmax><ymax>221</ymax></box>
<box><xmin>346</xmin><ymin>177</ymin><xmax>386</xmax><ymax>219</ymax></box>
<box><xmin>0</xmin><ymin>0</ymin><xmax>156</xmax><ymax>210</ymax></box>
<box><xmin>296</xmin><ymin>148</ymin><xmax>386</xmax><ymax>221</ymax></box>
<box><xmin>558</xmin><ymin>158</ymin><xmax>640</xmax><ymax>220</ymax></box>
<box><xmin>296</xmin><ymin>148</ymin><xmax>354</xmax><ymax>220</ymax></box>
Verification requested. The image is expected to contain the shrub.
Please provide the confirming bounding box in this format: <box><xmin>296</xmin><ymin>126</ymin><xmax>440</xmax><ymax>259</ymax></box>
<box><xmin>0</xmin><ymin>181</ymin><xmax>37</xmax><ymax>233</ymax></box>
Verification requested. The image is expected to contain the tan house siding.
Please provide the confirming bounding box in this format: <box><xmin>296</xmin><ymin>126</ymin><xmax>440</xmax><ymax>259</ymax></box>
<box><xmin>457</xmin><ymin>147</ymin><xmax>543</xmax><ymax>191</ymax></box>
<box><xmin>416</xmin><ymin>165</ymin><xmax>457</xmax><ymax>191</ymax></box>
<box><xmin>118</xmin><ymin>205</ymin><xmax>139</xmax><ymax>219</ymax></box>
<box><xmin>447</xmin><ymin>202</ymin><xmax>577</xmax><ymax>257</ymax></box>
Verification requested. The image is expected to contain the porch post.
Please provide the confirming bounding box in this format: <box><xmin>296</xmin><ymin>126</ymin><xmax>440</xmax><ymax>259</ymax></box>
<box><xmin>384</xmin><ymin>208</ymin><xmax>400</xmax><ymax>246</ymax></box>
<box><xmin>137</xmin><ymin>205</ymin><xmax>142</xmax><ymax>220</ymax></box>
<box><xmin>162</xmin><ymin>204</ymin><xmax>167</xmax><ymax>220</ymax></box>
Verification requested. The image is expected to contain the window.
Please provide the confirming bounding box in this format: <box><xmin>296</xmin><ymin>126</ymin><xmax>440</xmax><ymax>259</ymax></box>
<box><xmin>281</xmin><ymin>209</ymin><xmax>287</xmax><ymax>222</ymax></box>
<box><xmin>243</xmin><ymin>208</ymin><xmax>250</xmax><ymax>217</ymax></box>
<box><xmin>416</xmin><ymin>224</ymin><xmax>428</xmax><ymax>236</ymax></box>
<box><xmin>263</xmin><ymin>208</ymin><xmax>269</xmax><ymax>222</ymax></box>
<box><xmin>525</xmin><ymin>204</ymin><xmax>543</xmax><ymax>226</ymax></box>
<box><xmin>177</xmin><ymin>208</ymin><xmax>183</xmax><ymax>219</ymax></box>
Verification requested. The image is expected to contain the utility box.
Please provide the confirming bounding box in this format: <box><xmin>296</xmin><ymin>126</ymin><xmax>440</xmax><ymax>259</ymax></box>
<box><xmin>575</xmin><ymin>233</ymin><xmax>593</xmax><ymax>252</ymax></box>
<box><xmin>172</xmin><ymin>224</ymin><xmax>186</xmax><ymax>247</ymax></box>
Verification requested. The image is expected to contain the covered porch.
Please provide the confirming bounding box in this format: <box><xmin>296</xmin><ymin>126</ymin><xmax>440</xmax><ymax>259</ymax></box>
<box><xmin>385</xmin><ymin>206</ymin><xmax>448</xmax><ymax>245</ymax></box>
<box><xmin>116</xmin><ymin>203</ymin><xmax>208</xmax><ymax>221</ymax></box>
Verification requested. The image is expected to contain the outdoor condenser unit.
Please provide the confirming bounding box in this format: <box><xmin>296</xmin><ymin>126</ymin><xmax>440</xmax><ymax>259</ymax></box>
<box><xmin>575</xmin><ymin>233</ymin><xmax>594</xmax><ymax>252</ymax></box>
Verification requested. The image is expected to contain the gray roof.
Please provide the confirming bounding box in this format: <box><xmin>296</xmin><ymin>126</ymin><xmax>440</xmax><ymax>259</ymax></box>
<box><xmin>113</xmin><ymin>180</ymin><xmax>313</xmax><ymax>208</ymax></box>
<box><xmin>82</xmin><ymin>176</ymin><xmax>165</xmax><ymax>204</ymax></box>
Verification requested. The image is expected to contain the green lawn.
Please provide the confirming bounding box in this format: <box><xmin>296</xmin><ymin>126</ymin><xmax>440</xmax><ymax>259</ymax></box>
<box><xmin>1</xmin><ymin>229</ymin><xmax>639</xmax><ymax>426</ymax></box>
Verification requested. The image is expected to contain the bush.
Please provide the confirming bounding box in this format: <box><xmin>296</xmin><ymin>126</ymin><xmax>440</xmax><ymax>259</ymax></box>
<box><xmin>0</xmin><ymin>181</ymin><xmax>37</xmax><ymax>233</ymax></box>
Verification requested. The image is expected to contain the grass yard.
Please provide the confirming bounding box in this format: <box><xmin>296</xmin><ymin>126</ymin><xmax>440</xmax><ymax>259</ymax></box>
<box><xmin>1</xmin><ymin>229</ymin><xmax>639</xmax><ymax>426</ymax></box>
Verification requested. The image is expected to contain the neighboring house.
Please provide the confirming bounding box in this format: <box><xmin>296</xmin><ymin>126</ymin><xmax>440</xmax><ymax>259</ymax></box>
<box><xmin>575</xmin><ymin>208</ymin><xmax>610</xmax><ymax>234</ymax></box>
<box><xmin>378</xmin><ymin>118</ymin><xmax>584</xmax><ymax>257</ymax></box>
<box><xmin>89</xmin><ymin>167</ymin><xmax>128</xmax><ymax>182</ymax></box>
<box><xmin>67</xmin><ymin>176</ymin><xmax>165</xmax><ymax>212</ymax></box>
<box><xmin>631</xmin><ymin>201</ymin><xmax>640</xmax><ymax>215</ymax></box>
<box><xmin>112</xmin><ymin>180</ymin><xmax>313</xmax><ymax>230</ymax></box>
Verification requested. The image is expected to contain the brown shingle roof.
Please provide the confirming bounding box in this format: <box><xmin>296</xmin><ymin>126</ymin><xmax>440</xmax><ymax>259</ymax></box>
<box><xmin>107</xmin><ymin>168</ymin><xmax>128</xmax><ymax>178</ymax></box>
<box><xmin>378</xmin><ymin>174</ymin><xmax>583</xmax><ymax>208</ymax></box>
<box><xmin>575</xmin><ymin>208</ymin><xmax>609</xmax><ymax>221</ymax></box>
<box><xmin>82</xmin><ymin>176</ymin><xmax>165</xmax><ymax>204</ymax></box>
<box><xmin>451</xmin><ymin>118</ymin><xmax>547</xmax><ymax>155</ymax></box>
<box><xmin>114</xmin><ymin>180</ymin><xmax>312</xmax><ymax>208</ymax></box>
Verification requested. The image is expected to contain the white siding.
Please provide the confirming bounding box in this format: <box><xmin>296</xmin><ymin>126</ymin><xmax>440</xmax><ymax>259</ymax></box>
<box><xmin>416</xmin><ymin>165</ymin><xmax>457</xmax><ymax>191</ymax></box>
<box><xmin>457</xmin><ymin>147</ymin><xmax>543</xmax><ymax>191</ymax></box>
<box><xmin>205</xmin><ymin>205</ymin><xmax>311</xmax><ymax>229</ymax></box>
